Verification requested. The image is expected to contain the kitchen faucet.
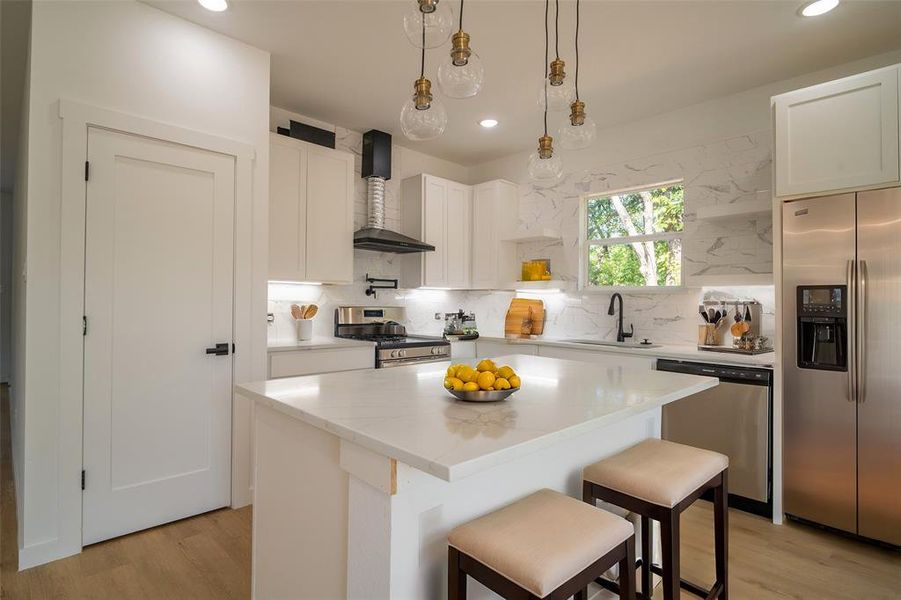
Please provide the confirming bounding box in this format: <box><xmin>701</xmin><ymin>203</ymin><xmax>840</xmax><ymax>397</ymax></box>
<box><xmin>607</xmin><ymin>293</ymin><xmax>634</xmax><ymax>343</ymax></box>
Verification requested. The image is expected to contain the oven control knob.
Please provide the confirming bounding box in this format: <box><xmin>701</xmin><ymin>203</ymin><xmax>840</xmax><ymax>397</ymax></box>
<box><xmin>430</xmin><ymin>347</ymin><xmax>439</xmax><ymax>355</ymax></box>
<box><xmin>398</xmin><ymin>349</ymin><xmax>406</xmax><ymax>358</ymax></box>
<box><xmin>390</xmin><ymin>350</ymin><xmax>398</xmax><ymax>358</ymax></box>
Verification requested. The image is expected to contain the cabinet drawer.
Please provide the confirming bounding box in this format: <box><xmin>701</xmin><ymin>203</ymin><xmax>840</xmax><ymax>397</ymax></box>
<box><xmin>537</xmin><ymin>345</ymin><xmax>654</xmax><ymax>370</ymax></box>
<box><xmin>268</xmin><ymin>347</ymin><xmax>374</xmax><ymax>379</ymax></box>
<box><xmin>476</xmin><ymin>339</ymin><xmax>538</xmax><ymax>358</ymax></box>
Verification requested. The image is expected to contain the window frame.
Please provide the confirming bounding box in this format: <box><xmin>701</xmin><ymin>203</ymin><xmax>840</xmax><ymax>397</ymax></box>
<box><xmin>578</xmin><ymin>179</ymin><xmax>685</xmax><ymax>292</ymax></box>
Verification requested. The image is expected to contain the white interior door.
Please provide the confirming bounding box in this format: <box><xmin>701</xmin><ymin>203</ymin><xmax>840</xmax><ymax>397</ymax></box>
<box><xmin>83</xmin><ymin>127</ymin><xmax>235</xmax><ymax>545</ymax></box>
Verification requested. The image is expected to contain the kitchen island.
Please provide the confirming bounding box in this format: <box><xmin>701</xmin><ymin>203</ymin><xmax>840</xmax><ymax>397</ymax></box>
<box><xmin>236</xmin><ymin>354</ymin><xmax>718</xmax><ymax>599</ymax></box>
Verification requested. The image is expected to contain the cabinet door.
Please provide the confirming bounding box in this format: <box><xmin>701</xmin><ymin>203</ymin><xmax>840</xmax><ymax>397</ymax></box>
<box><xmin>305</xmin><ymin>146</ymin><xmax>354</xmax><ymax>284</ymax></box>
<box><xmin>269</xmin><ymin>347</ymin><xmax>374</xmax><ymax>378</ymax></box>
<box><xmin>471</xmin><ymin>184</ymin><xmax>498</xmax><ymax>289</ymax></box>
<box><xmin>269</xmin><ymin>135</ymin><xmax>307</xmax><ymax>281</ymax></box>
<box><xmin>422</xmin><ymin>176</ymin><xmax>447</xmax><ymax>287</ymax></box>
<box><xmin>774</xmin><ymin>66</ymin><xmax>899</xmax><ymax>197</ymax></box>
<box><xmin>445</xmin><ymin>182</ymin><xmax>471</xmax><ymax>288</ymax></box>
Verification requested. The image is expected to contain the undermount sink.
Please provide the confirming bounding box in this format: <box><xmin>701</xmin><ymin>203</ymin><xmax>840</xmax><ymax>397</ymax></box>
<box><xmin>560</xmin><ymin>339</ymin><xmax>662</xmax><ymax>349</ymax></box>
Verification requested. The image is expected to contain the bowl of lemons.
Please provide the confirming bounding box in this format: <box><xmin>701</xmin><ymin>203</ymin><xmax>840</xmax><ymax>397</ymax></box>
<box><xmin>444</xmin><ymin>359</ymin><xmax>521</xmax><ymax>402</ymax></box>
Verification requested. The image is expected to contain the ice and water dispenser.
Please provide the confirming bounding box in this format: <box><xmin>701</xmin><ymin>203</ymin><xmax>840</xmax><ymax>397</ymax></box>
<box><xmin>796</xmin><ymin>285</ymin><xmax>848</xmax><ymax>371</ymax></box>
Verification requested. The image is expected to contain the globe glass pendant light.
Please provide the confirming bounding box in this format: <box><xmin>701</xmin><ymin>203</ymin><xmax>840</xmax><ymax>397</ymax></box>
<box><xmin>403</xmin><ymin>0</ymin><xmax>455</xmax><ymax>49</ymax></box>
<box><xmin>528</xmin><ymin>0</ymin><xmax>563</xmax><ymax>184</ymax></box>
<box><xmin>437</xmin><ymin>0</ymin><xmax>484</xmax><ymax>98</ymax></box>
<box><xmin>558</xmin><ymin>0</ymin><xmax>597</xmax><ymax>149</ymax></box>
<box><xmin>536</xmin><ymin>0</ymin><xmax>574</xmax><ymax>112</ymax></box>
<box><xmin>400</xmin><ymin>21</ymin><xmax>448</xmax><ymax>141</ymax></box>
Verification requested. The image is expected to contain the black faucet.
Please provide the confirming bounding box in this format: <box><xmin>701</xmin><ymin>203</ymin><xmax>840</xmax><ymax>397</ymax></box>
<box><xmin>607</xmin><ymin>292</ymin><xmax>634</xmax><ymax>343</ymax></box>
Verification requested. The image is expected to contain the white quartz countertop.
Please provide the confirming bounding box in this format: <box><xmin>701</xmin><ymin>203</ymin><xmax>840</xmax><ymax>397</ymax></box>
<box><xmin>475</xmin><ymin>335</ymin><xmax>775</xmax><ymax>369</ymax></box>
<box><xmin>267</xmin><ymin>336</ymin><xmax>375</xmax><ymax>352</ymax></box>
<box><xmin>237</xmin><ymin>354</ymin><xmax>718</xmax><ymax>482</ymax></box>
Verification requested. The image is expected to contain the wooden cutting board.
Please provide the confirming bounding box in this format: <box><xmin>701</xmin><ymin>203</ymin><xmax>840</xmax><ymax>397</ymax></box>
<box><xmin>505</xmin><ymin>298</ymin><xmax>545</xmax><ymax>337</ymax></box>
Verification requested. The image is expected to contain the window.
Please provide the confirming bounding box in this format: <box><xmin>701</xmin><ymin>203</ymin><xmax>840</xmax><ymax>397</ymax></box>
<box><xmin>582</xmin><ymin>182</ymin><xmax>684</xmax><ymax>288</ymax></box>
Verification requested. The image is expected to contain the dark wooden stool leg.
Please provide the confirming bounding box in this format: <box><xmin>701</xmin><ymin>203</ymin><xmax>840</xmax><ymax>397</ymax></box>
<box><xmin>448</xmin><ymin>546</ymin><xmax>466</xmax><ymax>600</ymax></box>
<box><xmin>659</xmin><ymin>509</ymin><xmax>680</xmax><ymax>600</ymax></box>
<box><xmin>618</xmin><ymin>537</ymin><xmax>637</xmax><ymax>600</ymax></box>
<box><xmin>640</xmin><ymin>515</ymin><xmax>652</xmax><ymax>599</ymax></box>
<box><xmin>714</xmin><ymin>470</ymin><xmax>729</xmax><ymax>600</ymax></box>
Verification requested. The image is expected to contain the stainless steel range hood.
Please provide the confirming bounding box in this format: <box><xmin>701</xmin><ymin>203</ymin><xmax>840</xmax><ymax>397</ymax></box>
<box><xmin>354</xmin><ymin>130</ymin><xmax>435</xmax><ymax>254</ymax></box>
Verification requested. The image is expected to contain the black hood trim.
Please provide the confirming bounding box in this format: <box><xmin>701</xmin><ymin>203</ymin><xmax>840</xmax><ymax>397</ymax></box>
<box><xmin>353</xmin><ymin>227</ymin><xmax>436</xmax><ymax>254</ymax></box>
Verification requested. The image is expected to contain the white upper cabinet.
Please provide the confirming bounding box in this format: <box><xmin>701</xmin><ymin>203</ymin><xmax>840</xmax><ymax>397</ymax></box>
<box><xmin>401</xmin><ymin>174</ymin><xmax>472</xmax><ymax>288</ymax></box>
<box><xmin>774</xmin><ymin>65</ymin><xmax>900</xmax><ymax>198</ymax></box>
<box><xmin>269</xmin><ymin>133</ymin><xmax>354</xmax><ymax>284</ymax></box>
<box><xmin>471</xmin><ymin>180</ymin><xmax>518</xmax><ymax>289</ymax></box>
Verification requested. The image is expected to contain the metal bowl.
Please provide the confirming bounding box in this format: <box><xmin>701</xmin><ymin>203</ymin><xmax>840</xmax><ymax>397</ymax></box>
<box><xmin>447</xmin><ymin>388</ymin><xmax>517</xmax><ymax>402</ymax></box>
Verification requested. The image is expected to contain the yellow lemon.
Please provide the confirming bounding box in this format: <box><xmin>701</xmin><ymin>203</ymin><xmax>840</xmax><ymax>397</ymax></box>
<box><xmin>494</xmin><ymin>378</ymin><xmax>511</xmax><ymax>390</ymax></box>
<box><xmin>497</xmin><ymin>366</ymin><xmax>515</xmax><ymax>380</ymax></box>
<box><xmin>462</xmin><ymin>381</ymin><xmax>480</xmax><ymax>392</ymax></box>
<box><xmin>508</xmin><ymin>375</ymin><xmax>521</xmax><ymax>388</ymax></box>
<box><xmin>446</xmin><ymin>365</ymin><xmax>458</xmax><ymax>378</ymax></box>
<box><xmin>457</xmin><ymin>367</ymin><xmax>476</xmax><ymax>383</ymax></box>
<box><xmin>444</xmin><ymin>377</ymin><xmax>454</xmax><ymax>389</ymax></box>
<box><xmin>476</xmin><ymin>371</ymin><xmax>496</xmax><ymax>391</ymax></box>
<box><xmin>476</xmin><ymin>359</ymin><xmax>497</xmax><ymax>373</ymax></box>
<box><xmin>448</xmin><ymin>377</ymin><xmax>464</xmax><ymax>391</ymax></box>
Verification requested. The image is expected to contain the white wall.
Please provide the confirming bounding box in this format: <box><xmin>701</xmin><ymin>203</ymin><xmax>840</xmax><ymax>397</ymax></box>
<box><xmin>17</xmin><ymin>0</ymin><xmax>270</xmax><ymax>568</ymax></box>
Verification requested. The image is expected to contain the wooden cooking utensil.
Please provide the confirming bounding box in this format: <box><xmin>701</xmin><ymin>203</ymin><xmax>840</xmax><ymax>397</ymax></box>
<box><xmin>290</xmin><ymin>304</ymin><xmax>304</xmax><ymax>320</ymax></box>
<box><xmin>303</xmin><ymin>304</ymin><xmax>318</xmax><ymax>320</ymax></box>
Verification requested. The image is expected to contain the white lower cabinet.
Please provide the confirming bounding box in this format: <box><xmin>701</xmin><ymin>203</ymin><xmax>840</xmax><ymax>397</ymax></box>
<box><xmin>536</xmin><ymin>345</ymin><xmax>654</xmax><ymax>370</ymax></box>
<box><xmin>268</xmin><ymin>347</ymin><xmax>374</xmax><ymax>379</ymax></box>
<box><xmin>476</xmin><ymin>339</ymin><xmax>538</xmax><ymax>357</ymax></box>
<box><xmin>450</xmin><ymin>340</ymin><xmax>477</xmax><ymax>360</ymax></box>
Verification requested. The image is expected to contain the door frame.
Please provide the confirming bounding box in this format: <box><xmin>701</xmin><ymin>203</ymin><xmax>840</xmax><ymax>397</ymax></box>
<box><xmin>58</xmin><ymin>99</ymin><xmax>257</xmax><ymax>556</ymax></box>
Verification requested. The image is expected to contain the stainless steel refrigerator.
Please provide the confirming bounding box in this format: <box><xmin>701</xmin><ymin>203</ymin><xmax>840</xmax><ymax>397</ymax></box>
<box><xmin>783</xmin><ymin>187</ymin><xmax>901</xmax><ymax>546</ymax></box>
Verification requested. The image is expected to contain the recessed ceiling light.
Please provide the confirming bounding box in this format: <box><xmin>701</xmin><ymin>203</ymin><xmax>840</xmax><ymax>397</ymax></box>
<box><xmin>799</xmin><ymin>0</ymin><xmax>839</xmax><ymax>17</ymax></box>
<box><xmin>479</xmin><ymin>119</ymin><xmax>499</xmax><ymax>129</ymax></box>
<box><xmin>198</xmin><ymin>0</ymin><xmax>228</xmax><ymax>12</ymax></box>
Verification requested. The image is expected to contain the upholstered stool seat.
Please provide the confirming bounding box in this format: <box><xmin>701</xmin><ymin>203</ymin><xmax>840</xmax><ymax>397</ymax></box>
<box><xmin>582</xmin><ymin>439</ymin><xmax>729</xmax><ymax>508</ymax></box>
<box><xmin>448</xmin><ymin>488</ymin><xmax>636</xmax><ymax>599</ymax></box>
<box><xmin>582</xmin><ymin>439</ymin><xmax>729</xmax><ymax>600</ymax></box>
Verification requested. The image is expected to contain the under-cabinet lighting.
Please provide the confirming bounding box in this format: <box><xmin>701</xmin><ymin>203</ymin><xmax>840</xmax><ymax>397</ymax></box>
<box><xmin>515</xmin><ymin>288</ymin><xmax>561</xmax><ymax>294</ymax></box>
<box><xmin>799</xmin><ymin>0</ymin><xmax>839</xmax><ymax>17</ymax></box>
<box><xmin>198</xmin><ymin>0</ymin><xmax>228</xmax><ymax>11</ymax></box>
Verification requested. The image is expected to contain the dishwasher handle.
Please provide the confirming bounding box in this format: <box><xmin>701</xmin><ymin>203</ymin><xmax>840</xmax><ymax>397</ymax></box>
<box><xmin>656</xmin><ymin>359</ymin><xmax>772</xmax><ymax>385</ymax></box>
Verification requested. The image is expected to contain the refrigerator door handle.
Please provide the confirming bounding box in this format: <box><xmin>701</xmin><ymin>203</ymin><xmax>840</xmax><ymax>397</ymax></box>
<box><xmin>846</xmin><ymin>259</ymin><xmax>856</xmax><ymax>403</ymax></box>
<box><xmin>857</xmin><ymin>259</ymin><xmax>868</xmax><ymax>403</ymax></box>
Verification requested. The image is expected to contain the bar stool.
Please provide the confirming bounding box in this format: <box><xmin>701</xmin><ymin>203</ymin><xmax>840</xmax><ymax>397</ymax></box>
<box><xmin>582</xmin><ymin>439</ymin><xmax>729</xmax><ymax>600</ymax></box>
<box><xmin>447</xmin><ymin>488</ymin><xmax>636</xmax><ymax>599</ymax></box>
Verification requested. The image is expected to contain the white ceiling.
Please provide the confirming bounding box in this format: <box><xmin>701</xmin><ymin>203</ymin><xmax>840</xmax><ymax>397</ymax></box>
<box><xmin>148</xmin><ymin>1</ymin><xmax>901</xmax><ymax>165</ymax></box>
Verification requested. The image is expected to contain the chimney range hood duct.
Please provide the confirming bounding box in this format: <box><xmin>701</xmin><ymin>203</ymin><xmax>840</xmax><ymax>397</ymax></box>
<box><xmin>354</xmin><ymin>130</ymin><xmax>435</xmax><ymax>254</ymax></box>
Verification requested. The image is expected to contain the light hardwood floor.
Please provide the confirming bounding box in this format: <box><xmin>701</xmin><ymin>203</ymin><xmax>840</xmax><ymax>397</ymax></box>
<box><xmin>1</xmin><ymin>385</ymin><xmax>898</xmax><ymax>599</ymax></box>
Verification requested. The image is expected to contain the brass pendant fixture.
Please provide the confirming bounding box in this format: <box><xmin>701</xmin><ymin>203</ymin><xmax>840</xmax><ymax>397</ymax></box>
<box><xmin>437</xmin><ymin>0</ymin><xmax>484</xmax><ymax>99</ymax></box>
<box><xmin>528</xmin><ymin>0</ymin><xmax>563</xmax><ymax>183</ymax></box>
<box><xmin>537</xmin><ymin>0</ymin><xmax>574</xmax><ymax>111</ymax></box>
<box><xmin>558</xmin><ymin>0</ymin><xmax>597</xmax><ymax>149</ymax></box>
<box><xmin>403</xmin><ymin>0</ymin><xmax>454</xmax><ymax>49</ymax></box>
<box><xmin>400</xmin><ymin>18</ymin><xmax>447</xmax><ymax>141</ymax></box>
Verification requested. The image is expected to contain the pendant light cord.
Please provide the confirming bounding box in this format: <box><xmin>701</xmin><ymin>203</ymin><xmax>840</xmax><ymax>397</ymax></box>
<box><xmin>543</xmin><ymin>0</ymin><xmax>549</xmax><ymax>136</ymax></box>
<box><xmin>420</xmin><ymin>17</ymin><xmax>426</xmax><ymax>78</ymax></box>
<box><xmin>574</xmin><ymin>0</ymin><xmax>580</xmax><ymax>100</ymax></box>
<box><xmin>458</xmin><ymin>0</ymin><xmax>464</xmax><ymax>32</ymax></box>
<box><xmin>554</xmin><ymin>0</ymin><xmax>560</xmax><ymax>59</ymax></box>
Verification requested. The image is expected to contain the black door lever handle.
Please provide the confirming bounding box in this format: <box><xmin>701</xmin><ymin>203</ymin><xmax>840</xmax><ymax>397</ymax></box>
<box><xmin>205</xmin><ymin>342</ymin><xmax>230</xmax><ymax>356</ymax></box>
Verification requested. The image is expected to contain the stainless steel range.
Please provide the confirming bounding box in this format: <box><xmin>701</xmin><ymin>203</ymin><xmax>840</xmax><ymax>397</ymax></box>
<box><xmin>334</xmin><ymin>306</ymin><xmax>450</xmax><ymax>369</ymax></box>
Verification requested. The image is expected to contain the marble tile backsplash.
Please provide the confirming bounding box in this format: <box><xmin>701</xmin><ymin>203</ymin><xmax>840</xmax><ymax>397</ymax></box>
<box><xmin>268</xmin><ymin>283</ymin><xmax>775</xmax><ymax>347</ymax></box>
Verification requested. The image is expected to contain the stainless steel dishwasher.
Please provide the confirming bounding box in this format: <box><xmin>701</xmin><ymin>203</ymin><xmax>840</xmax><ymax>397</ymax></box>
<box><xmin>657</xmin><ymin>359</ymin><xmax>773</xmax><ymax>517</ymax></box>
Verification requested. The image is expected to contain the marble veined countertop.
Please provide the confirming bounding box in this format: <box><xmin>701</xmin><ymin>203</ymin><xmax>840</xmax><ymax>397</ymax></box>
<box><xmin>237</xmin><ymin>354</ymin><xmax>718</xmax><ymax>481</ymax></box>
